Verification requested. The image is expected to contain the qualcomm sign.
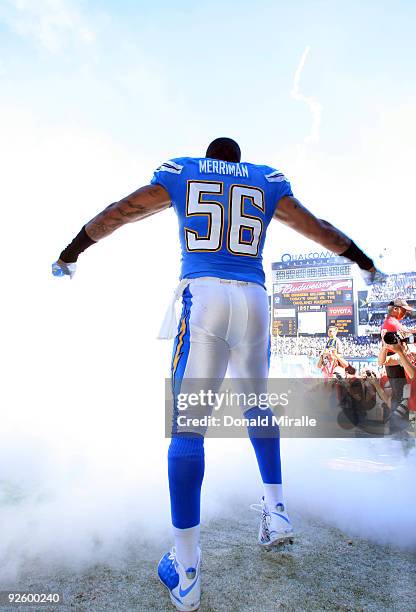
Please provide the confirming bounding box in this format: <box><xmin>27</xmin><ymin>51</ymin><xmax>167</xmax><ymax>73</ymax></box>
<box><xmin>281</xmin><ymin>250</ymin><xmax>336</xmax><ymax>263</ymax></box>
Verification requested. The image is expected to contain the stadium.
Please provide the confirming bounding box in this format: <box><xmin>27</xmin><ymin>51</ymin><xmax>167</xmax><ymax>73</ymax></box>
<box><xmin>270</xmin><ymin>252</ymin><xmax>416</xmax><ymax>374</ymax></box>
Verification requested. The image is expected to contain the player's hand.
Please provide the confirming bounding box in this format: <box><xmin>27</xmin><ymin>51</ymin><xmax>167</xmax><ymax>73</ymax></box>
<box><xmin>52</xmin><ymin>259</ymin><xmax>77</xmax><ymax>279</ymax></box>
<box><xmin>361</xmin><ymin>266</ymin><xmax>387</xmax><ymax>286</ymax></box>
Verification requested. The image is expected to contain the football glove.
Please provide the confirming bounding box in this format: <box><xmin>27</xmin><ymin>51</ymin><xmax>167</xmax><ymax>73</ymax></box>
<box><xmin>52</xmin><ymin>260</ymin><xmax>77</xmax><ymax>279</ymax></box>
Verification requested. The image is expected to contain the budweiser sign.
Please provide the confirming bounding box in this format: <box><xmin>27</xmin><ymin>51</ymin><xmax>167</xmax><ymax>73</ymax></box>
<box><xmin>275</xmin><ymin>280</ymin><xmax>352</xmax><ymax>294</ymax></box>
<box><xmin>328</xmin><ymin>306</ymin><xmax>353</xmax><ymax>317</ymax></box>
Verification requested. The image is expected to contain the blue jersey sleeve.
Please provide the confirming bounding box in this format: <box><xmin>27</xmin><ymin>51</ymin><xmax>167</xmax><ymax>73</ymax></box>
<box><xmin>264</xmin><ymin>166</ymin><xmax>293</xmax><ymax>200</ymax></box>
<box><xmin>150</xmin><ymin>158</ymin><xmax>185</xmax><ymax>206</ymax></box>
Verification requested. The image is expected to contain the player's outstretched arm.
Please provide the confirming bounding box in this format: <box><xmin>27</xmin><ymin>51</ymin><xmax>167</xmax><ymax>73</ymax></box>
<box><xmin>274</xmin><ymin>195</ymin><xmax>377</xmax><ymax>274</ymax></box>
<box><xmin>85</xmin><ymin>184</ymin><xmax>170</xmax><ymax>241</ymax></box>
<box><xmin>52</xmin><ymin>184</ymin><xmax>170</xmax><ymax>276</ymax></box>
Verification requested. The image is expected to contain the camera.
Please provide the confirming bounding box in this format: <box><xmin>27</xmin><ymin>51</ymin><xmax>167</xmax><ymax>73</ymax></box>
<box><xmin>383</xmin><ymin>331</ymin><xmax>415</xmax><ymax>345</ymax></box>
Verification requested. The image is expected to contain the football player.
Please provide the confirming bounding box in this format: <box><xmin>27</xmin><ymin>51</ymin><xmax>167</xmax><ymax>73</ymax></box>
<box><xmin>53</xmin><ymin>137</ymin><xmax>379</xmax><ymax>612</ymax></box>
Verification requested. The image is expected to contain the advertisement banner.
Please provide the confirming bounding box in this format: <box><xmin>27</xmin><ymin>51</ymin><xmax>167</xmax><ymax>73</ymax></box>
<box><xmin>274</xmin><ymin>279</ymin><xmax>353</xmax><ymax>294</ymax></box>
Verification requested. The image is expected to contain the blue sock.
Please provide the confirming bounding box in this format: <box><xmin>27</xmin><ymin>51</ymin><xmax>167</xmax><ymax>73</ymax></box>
<box><xmin>245</xmin><ymin>406</ymin><xmax>282</xmax><ymax>484</ymax></box>
<box><xmin>168</xmin><ymin>435</ymin><xmax>205</xmax><ymax>529</ymax></box>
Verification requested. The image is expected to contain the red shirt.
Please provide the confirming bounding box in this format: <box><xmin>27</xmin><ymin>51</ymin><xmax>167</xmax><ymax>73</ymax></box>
<box><xmin>321</xmin><ymin>357</ymin><xmax>337</xmax><ymax>380</ymax></box>
<box><xmin>381</xmin><ymin>315</ymin><xmax>406</xmax><ymax>334</ymax></box>
<box><xmin>381</xmin><ymin>316</ymin><xmax>407</xmax><ymax>356</ymax></box>
<box><xmin>381</xmin><ymin>317</ymin><xmax>416</xmax><ymax>411</ymax></box>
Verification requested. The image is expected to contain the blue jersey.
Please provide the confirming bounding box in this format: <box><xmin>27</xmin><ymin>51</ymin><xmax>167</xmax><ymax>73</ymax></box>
<box><xmin>150</xmin><ymin>157</ymin><xmax>293</xmax><ymax>287</ymax></box>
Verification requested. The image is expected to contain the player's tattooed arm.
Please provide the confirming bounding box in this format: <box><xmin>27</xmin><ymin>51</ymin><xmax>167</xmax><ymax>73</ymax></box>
<box><xmin>273</xmin><ymin>196</ymin><xmax>351</xmax><ymax>254</ymax></box>
<box><xmin>85</xmin><ymin>184</ymin><xmax>171</xmax><ymax>241</ymax></box>
<box><xmin>274</xmin><ymin>196</ymin><xmax>376</xmax><ymax>272</ymax></box>
<box><xmin>55</xmin><ymin>184</ymin><xmax>171</xmax><ymax>266</ymax></box>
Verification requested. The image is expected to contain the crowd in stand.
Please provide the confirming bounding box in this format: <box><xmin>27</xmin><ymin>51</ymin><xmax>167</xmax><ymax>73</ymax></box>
<box><xmin>364</xmin><ymin>314</ymin><xmax>387</xmax><ymax>333</ymax></box>
<box><xmin>368</xmin><ymin>314</ymin><xmax>385</xmax><ymax>326</ymax></box>
<box><xmin>368</xmin><ymin>273</ymin><xmax>416</xmax><ymax>302</ymax></box>
<box><xmin>272</xmin><ymin>335</ymin><xmax>381</xmax><ymax>358</ymax></box>
<box><xmin>341</xmin><ymin>336</ymin><xmax>381</xmax><ymax>357</ymax></box>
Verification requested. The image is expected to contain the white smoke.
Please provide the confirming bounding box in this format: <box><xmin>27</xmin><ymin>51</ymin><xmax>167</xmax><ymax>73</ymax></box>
<box><xmin>283</xmin><ymin>437</ymin><xmax>416</xmax><ymax>551</ymax></box>
<box><xmin>1</xmin><ymin>424</ymin><xmax>415</xmax><ymax>585</ymax></box>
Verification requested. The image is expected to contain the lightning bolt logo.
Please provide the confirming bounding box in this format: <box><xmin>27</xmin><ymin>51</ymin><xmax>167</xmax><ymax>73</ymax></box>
<box><xmin>172</xmin><ymin>313</ymin><xmax>188</xmax><ymax>375</ymax></box>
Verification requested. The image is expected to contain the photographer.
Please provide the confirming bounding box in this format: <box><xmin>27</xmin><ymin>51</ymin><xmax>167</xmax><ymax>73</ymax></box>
<box><xmin>379</xmin><ymin>331</ymin><xmax>416</xmax><ymax>426</ymax></box>
<box><xmin>379</xmin><ymin>336</ymin><xmax>416</xmax><ymax>380</ymax></box>
<box><xmin>334</xmin><ymin>367</ymin><xmax>390</xmax><ymax>429</ymax></box>
<box><xmin>358</xmin><ymin>368</ymin><xmax>391</xmax><ymax>417</ymax></box>
<box><xmin>380</xmin><ymin>299</ymin><xmax>415</xmax><ymax>414</ymax></box>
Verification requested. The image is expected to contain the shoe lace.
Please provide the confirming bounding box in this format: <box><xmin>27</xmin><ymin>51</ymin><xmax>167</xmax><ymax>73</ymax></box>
<box><xmin>250</xmin><ymin>502</ymin><xmax>271</xmax><ymax>540</ymax></box>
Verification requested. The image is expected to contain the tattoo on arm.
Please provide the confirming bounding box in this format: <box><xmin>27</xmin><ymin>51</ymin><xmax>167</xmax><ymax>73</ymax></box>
<box><xmin>274</xmin><ymin>196</ymin><xmax>351</xmax><ymax>253</ymax></box>
<box><xmin>85</xmin><ymin>184</ymin><xmax>170</xmax><ymax>241</ymax></box>
<box><xmin>320</xmin><ymin>219</ymin><xmax>350</xmax><ymax>252</ymax></box>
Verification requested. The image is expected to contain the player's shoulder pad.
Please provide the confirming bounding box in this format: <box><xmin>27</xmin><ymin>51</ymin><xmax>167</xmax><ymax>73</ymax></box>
<box><xmin>155</xmin><ymin>157</ymin><xmax>189</xmax><ymax>175</ymax></box>
<box><xmin>260</xmin><ymin>165</ymin><xmax>289</xmax><ymax>183</ymax></box>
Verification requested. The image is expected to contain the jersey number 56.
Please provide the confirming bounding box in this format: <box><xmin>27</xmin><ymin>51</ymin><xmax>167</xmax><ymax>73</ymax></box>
<box><xmin>185</xmin><ymin>181</ymin><xmax>264</xmax><ymax>257</ymax></box>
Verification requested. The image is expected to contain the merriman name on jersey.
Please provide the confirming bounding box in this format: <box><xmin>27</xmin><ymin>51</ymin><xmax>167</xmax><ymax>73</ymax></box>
<box><xmin>199</xmin><ymin>159</ymin><xmax>249</xmax><ymax>178</ymax></box>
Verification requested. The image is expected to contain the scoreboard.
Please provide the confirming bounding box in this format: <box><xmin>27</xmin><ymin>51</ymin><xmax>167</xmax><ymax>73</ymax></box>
<box><xmin>272</xmin><ymin>312</ymin><xmax>297</xmax><ymax>336</ymax></box>
<box><xmin>326</xmin><ymin>304</ymin><xmax>355</xmax><ymax>334</ymax></box>
<box><xmin>273</xmin><ymin>278</ymin><xmax>354</xmax><ymax>336</ymax></box>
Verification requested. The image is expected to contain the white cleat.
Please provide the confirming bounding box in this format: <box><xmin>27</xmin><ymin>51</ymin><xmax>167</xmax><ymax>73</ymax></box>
<box><xmin>251</xmin><ymin>497</ymin><xmax>294</xmax><ymax>549</ymax></box>
<box><xmin>158</xmin><ymin>547</ymin><xmax>201</xmax><ymax>611</ymax></box>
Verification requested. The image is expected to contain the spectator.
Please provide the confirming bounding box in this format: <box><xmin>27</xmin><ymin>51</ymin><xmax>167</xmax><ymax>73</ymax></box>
<box><xmin>334</xmin><ymin>368</ymin><xmax>391</xmax><ymax>430</ymax></box>
<box><xmin>325</xmin><ymin>326</ymin><xmax>343</xmax><ymax>353</ymax></box>
<box><xmin>380</xmin><ymin>298</ymin><xmax>415</xmax><ymax>415</ymax></box>
<box><xmin>317</xmin><ymin>349</ymin><xmax>338</xmax><ymax>380</ymax></box>
<box><xmin>379</xmin><ymin>337</ymin><xmax>416</xmax><ymax>428</ymax></box>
